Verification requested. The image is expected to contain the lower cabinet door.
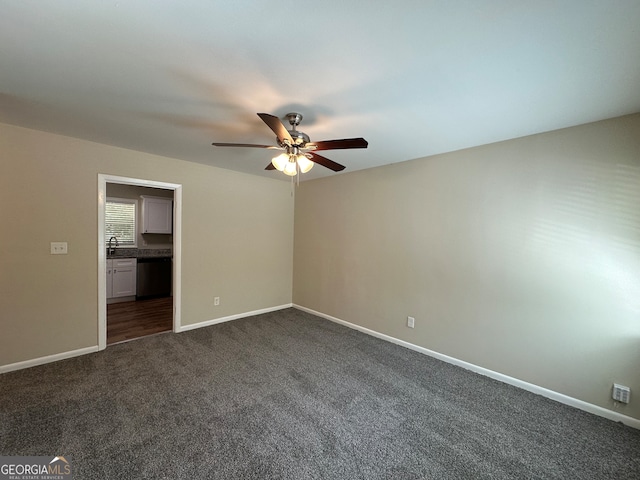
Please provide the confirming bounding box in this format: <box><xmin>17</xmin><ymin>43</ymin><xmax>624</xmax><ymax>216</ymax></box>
<box><xmin>112</xmin><ymin>258</ymin><xmax>137</xmax><ymax>297</ymax></box>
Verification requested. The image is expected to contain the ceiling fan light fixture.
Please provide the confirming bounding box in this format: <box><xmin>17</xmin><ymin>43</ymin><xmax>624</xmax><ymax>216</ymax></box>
<box><xmin>283</xmin><ymin>159</ymin><xmax>298</xmax><ymax>176</ymax></box>
<box><xmin>271</xmin><ymin>152</ymin><xmax>289</xmax><ymax>171</ymax></box>
<box><xmin>297</xmin><ymin>155</ymin><xmax>314</xmax><ymax>173</ymax></box>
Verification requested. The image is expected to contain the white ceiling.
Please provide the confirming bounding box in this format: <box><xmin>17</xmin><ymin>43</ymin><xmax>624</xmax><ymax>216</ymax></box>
<box><xmin>1</xmin><ymin>1</ymin><xmax>639</xmax><ymax>181</ymax></box>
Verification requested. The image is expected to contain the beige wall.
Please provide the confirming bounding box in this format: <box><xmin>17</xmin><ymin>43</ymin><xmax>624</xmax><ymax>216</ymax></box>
<box><xmin>293</xmin><ymin>114</ymin><xmax>640</xmax><ymax>420</ymax></box>
<box><xmin>0</xmin><ymin>123</ymin><xmax>294</xmax><ymax>366</ymax></box>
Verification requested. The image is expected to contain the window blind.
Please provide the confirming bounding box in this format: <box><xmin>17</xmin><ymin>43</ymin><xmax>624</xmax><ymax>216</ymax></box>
<box><xmin>106</xmin><ymin>199</ymin><xmax>137</xmax><ymax>246</ymax></box>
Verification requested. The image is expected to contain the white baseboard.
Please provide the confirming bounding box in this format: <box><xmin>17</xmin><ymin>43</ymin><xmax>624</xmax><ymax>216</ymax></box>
<box><xmin>293</xmin><ymin>304</ymin><xmax>640</xmax><ymax>430</ymax></box>
<box><xmin>177</xmin><ymin>303</ymin><xmax>293</xmax><ymax>332</ymax></box>
<box><xmin>1</xmin><ymin>304</ymin><xmax>292</xmax><ymax>374</ymax></box>
<box><xmin>0</xmin><ymin>346</ymin><xmax>100</xmax><ymax>374</ymax></box>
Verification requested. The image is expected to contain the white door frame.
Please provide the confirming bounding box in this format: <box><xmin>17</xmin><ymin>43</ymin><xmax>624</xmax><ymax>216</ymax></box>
<box><xmin>98</xmin><ymin>174</ymin><xmax>183</xmax><ymax>350</ymax></box>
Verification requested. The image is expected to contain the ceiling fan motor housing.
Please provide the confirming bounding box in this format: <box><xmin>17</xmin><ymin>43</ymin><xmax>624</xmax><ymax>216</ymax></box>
<box><xmin>286</xmin><ymin>130</ymin><xmax>310</xmax><ymax>146</ymax></box>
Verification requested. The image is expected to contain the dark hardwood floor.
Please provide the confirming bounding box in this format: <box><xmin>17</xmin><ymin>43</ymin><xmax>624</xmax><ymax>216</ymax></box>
<box><xmin>107</xmin><ymin>297</ymin><xmax>173</xmax><ymax>345</ymax></box>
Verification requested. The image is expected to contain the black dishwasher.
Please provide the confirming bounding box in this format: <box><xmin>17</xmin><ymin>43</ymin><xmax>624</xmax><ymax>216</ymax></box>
<box><xmin>136</xmin><ymin>257</ymin><xmax>172</xmax><ymax>299</ymax></box>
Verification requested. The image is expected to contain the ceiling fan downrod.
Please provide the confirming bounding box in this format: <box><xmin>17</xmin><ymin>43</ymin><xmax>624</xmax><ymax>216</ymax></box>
<box><xmin>284</xmin><ymin>112</ymin><xmax>310</xmax><ymax>147</ymax></box>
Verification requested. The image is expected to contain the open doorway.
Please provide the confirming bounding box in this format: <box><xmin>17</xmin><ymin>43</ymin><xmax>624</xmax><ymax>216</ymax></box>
<box><xmin>106</xmin><ymin>183</ymin><xmax>173</xmax><ymax>344</ymax></box>
<box><xmin>98</xmin><ymin>174</ymin><xmax>182</xmax><ymax>350</ymax></box>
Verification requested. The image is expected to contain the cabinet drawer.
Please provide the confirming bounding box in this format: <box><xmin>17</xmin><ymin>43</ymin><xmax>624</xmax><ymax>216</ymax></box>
<box><xmin>112</xmin><ymin>258</ymin><xmax>136</xmax><ymax>268</ymax></box>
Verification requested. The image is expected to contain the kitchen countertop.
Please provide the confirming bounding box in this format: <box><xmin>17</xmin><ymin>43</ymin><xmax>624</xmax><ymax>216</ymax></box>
<box><xmin>107</xmin><ymin>248</ymin><xmax>172</xmax><ymax>259</ymax></box>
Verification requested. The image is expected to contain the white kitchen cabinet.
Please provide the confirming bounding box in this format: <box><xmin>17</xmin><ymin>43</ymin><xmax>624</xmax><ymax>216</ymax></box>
<box><xmin>107</xmin><ymin>258</ymin><xmax>137</xmax><ymax>301</ymax></box>
<box><xmin>141</xmin><ymin>196</ymin><xmax>173</xmax><ymax>234</ymax></box>
<box><xmin>106</xmin><ymin>261</ymin><xmax>113</xmax><ymax>299</ymax></box>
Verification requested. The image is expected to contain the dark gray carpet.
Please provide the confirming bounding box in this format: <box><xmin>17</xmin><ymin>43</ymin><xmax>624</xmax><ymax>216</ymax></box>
<box><xmin>1</xmin><ymin>308</ymin><xmax>639</xmax><ymax>479</ymax></box>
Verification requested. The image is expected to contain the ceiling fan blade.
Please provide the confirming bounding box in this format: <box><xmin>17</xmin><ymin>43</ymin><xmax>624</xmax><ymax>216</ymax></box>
<box><xmin>265</xmin><ymin>162</ymin><xmax>276</xmax><ymax>170</ymax></box>
<box><xmin>308</xmin><ymin>152</ymin><xmax>345</xmax><ymax>172</ymax></box>
<box><xmin>212</xmin><ymin>142</ymin><xmax>279</xmax><ymax>149</ymax></box>
<box><xmin>308</xmin><ymin>138</ymin><xmax>368</xmax><ymax>151</ymax></box>
<box><xmin>257</xmin><ymin>113</ymin><xmax>294</xmax><ymax>145</ymax></box>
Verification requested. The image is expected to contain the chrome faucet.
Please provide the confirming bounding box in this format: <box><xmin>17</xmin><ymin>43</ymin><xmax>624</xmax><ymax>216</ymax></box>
<box><xmin>108</xmin><ymin>236</ymin><xmax>119</xmax><ymax>256</ymax></box>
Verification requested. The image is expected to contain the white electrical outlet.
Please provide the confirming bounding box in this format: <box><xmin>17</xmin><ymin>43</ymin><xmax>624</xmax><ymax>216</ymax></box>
<box><xmin>407</xmin><ymin>316</ymin><xmax>415</xmax><ymax>328</ymax></box>
<box><xmin>214</xmin><ymin>297</ymin><xmax>220</xmax><ymax>306</ymax></box>
<box><xmin>50</xmin><ymin>242</ymin><xmax>68</xmax><ymax>255</ymax></box>
<box><xmin>612</xmin><ymin>384</ymin><xmax>631</xmax><ymax>404</ymax></box>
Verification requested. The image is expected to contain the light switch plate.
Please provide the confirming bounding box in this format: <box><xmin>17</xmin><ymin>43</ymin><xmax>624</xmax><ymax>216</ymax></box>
<box><xmin>50</xmin><ymin>242</ymin><xmax>68</xmax><ymax>254</ymax></box>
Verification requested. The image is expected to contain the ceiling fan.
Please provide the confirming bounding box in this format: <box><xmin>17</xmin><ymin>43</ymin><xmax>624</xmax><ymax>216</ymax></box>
<box><xmin>212</xmin><ymin>112</ymin><xmax>368</xmax><ymax>176</ymax></box>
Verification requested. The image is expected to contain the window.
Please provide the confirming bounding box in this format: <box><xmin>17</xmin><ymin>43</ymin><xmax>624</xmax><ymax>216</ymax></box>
<box><xmin>105</xmin><ymin>198</ymin><xmax>137</xmax><ymax>246</ymax></box>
